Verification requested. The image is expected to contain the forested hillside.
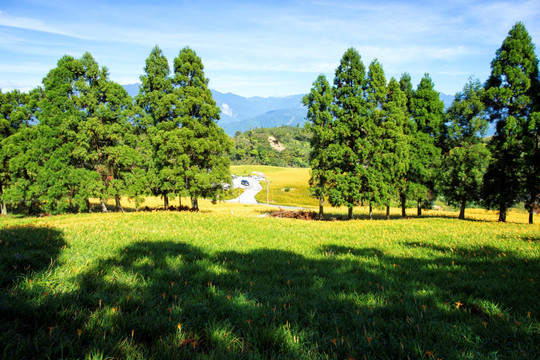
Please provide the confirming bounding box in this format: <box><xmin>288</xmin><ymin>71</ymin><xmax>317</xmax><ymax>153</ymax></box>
<box><xmin>229</xmin><ymin>126</ymin><xmax>311</xmax><ymax>167</ymax></box>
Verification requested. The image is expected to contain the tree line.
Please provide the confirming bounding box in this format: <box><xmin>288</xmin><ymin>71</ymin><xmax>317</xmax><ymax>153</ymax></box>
<box><xmin>304</xmin><ymin>22</ymin><xmax>539</xmax><ymax>224</ymax></box>
<box><xmin>0</xmin><ymin>46</ymin><xmax>231</xmax><ymax>215</ymax></box>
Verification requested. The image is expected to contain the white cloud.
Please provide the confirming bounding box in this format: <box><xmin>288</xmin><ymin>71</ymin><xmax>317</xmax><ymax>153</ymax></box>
<box><xmin>220</xmin><ymin>103</ymin><xmax>235</xmax><ymax>118</ymax></box>
<box><xmin>0</xmin><ymin>10</ymin><xmax>84</xmax><ymax>38</ymax></box>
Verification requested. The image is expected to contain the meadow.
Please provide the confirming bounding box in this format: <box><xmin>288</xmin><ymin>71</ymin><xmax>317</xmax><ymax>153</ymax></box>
<box><xmin>1</xmin><ymin>166</ymin><xmax>538</xmax><ymax>359</ymax></box>
<box><xmin>1</xmin><ymin>195</ymin><xmax>539</xmax><ymax>359</ymax></box>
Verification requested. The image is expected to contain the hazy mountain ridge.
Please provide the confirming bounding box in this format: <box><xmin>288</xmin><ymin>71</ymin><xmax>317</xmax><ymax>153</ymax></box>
<box><xmin>122</xmin><ymin>84</ymin><xmax>456</xmax><ymax>137</ymax></box>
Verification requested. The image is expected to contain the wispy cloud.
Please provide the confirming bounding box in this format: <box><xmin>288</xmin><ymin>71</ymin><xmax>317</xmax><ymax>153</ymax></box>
<box><xmin>1</xmin><ymin>0</ymin><xmax>538</xmax><ymax>96</ymax></box>
<box><xmin>0</xmin><ymin>10</ymin><xmax>85</xmax><ymax>39</ymax></box>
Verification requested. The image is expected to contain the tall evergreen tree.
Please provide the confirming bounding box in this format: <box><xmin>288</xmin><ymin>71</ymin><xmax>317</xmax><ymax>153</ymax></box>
<box><xmin>172</xmin><ymin>47</ymin><xmax>232</xmax><ymax>211</ymax></box>
<box><xmin>398</xmin><ymin>73</ymin><xmax>415</xmax><ymax>217</ymax></box>
<box><xmin>329</xmin><ymin>48</ymin><xmax>369</xmax><ymax>220</ymax></box>
<box><xmin>303</xmin><ymin>74</ymin><xmax>335</xmax><ymax>219</ymax></box>
<box><xmin>409</xmin><ymin>74</ymin><xmax>445</xmax><ymax>216</ymax></box>
<box><xmin>441</xmin><ymin>77</ymin><xmax>490</xmax><ymax>220</ymax></box>
<box><xmin>0</xmin><ymin>89</ymin><xmax>34</xmax><ymax>214</ymax></box>
<box><xmin>381</xmin><ymin>78</ymin><xmax>410</xmax><ymax>219</ymax></box>
<box><xmin>483</xmin><ymin>22</ymin><xmax>540</xmax><ymax>223</ymax></box>
<box><xmin>136</xmin><ymin>46</ymin><xmax>183</xmax><ymax>209</ymax></box>
<box><xmin>73</xmin><ymin>53</ymin><xmax>135</xmax><ymax>212</ymax></box>
<box><xmin>365</xmin><ymin>60</ymin><xmax>388</xmax><ymax>219</ymax></box>
<box><xmin>523</xmin><ymin>111</ymin><xmax>539</xmax><ymax>223</ymax></box>
<box><xmin>27</xmin><ymin>54</ymin><xmax>103</xmax><ymax>214</ymax></box>
<box><xmin>11</xmin><ymin>53</ymin><xmax>136</xmax><ymax>214</ymax></box>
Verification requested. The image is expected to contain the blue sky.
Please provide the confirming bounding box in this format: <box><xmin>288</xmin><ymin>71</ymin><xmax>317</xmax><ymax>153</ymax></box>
<box><xmin>1</xmin><ymin>0</ymin><xmax>539</xmax><ymax>97</ymax></box>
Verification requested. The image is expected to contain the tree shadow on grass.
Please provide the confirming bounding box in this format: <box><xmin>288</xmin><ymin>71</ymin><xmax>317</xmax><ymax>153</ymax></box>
<box><xmin>2</xmin><ymin>234</ymin><xmax>539</xmax><ymax>359</ymax></box>
<box><xmin>0</xmin><ymin>225</ymin><xmax>67</xmax><ymax>354</ymax></box>
<box><xmin>0</xmin><ymin>225</ymin><xmax>66</xmax><ymax>287</ymax></box>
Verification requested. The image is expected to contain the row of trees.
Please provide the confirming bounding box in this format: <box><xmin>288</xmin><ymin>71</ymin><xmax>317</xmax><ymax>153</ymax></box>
<box><xmin>0</xmin><ymin>46</ymin><xmax>231</xmax><ymax>214</ymax></box>
<box><xmin>304</xmin><ymin>22</ymin><xmax>539</xmax><ymax>223</ymax></box>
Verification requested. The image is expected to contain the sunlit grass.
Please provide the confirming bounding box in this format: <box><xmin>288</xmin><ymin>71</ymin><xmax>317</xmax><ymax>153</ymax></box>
<box><xmin>1</xmin><ymin>206</ymin><xmax>539</xmax><ymax>359</ymax></box>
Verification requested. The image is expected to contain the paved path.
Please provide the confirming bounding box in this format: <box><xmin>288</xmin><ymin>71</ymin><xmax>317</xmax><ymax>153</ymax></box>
<box><xmin>226</xmin><ymin>176</ymin><xmax>263</xmax><ymax>205</ymax></box>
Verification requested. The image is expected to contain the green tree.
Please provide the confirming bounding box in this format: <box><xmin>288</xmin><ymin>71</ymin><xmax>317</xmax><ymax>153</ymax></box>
<box><xmin>381</xmin><ymin>78</ymin><xmax>410</xmax><ymax>219</ymax></box>
<box><xmin>441</xmin><ymin>77</ymin><xmax>490</xmax><ymax>220</ymax></box>
<box><xmin>136</xmin><ymin>46</ymin><xmax>184</xmax><ymax>209</ymax></box>
<box><xmin>0</xmin><ymin>89</ymin><xmax>35</xmax><ymax>214</ymax></box>
<box><xmin>27</xmin><ymin>54</ymin><xmax>103</xmax><ymax>214</ymax></box>
<box><xmin>523</xmin><ymin>111</ymin><xmax>539</xmax><ymax>223</ymax></box>
<box><xmin>15</xmin><ymin>53</ymin><xmax>136</xmax><ymax>214</ymax></box>
<box><xmin>303</xmin><ymin>74</ymin><xmax>334</xmax><ymax>219</ymax></box>
<box><xmin>329</xmin><ymin>48</ymin><xmax>369</xmax><ymax>220</ymax></box>
<box><xmin>365</xmin><ymin>59</ymin><xmax>388</xmax><ymax>219</ymax></box>
<box><xmin>73</xmin><ymin>53</ymin><xmax>136</xmax><ymax>212</ymax></box>
<box><xmin>173</xmin><ymin>47</ymin><xmax>232</xmax><ymax>211</ymax></box>
<box><xmin>483</xmin><ymin>22</ymin><xmax>540</xmax><ymax>223</ymax></box>
<box><xmin>398</xmin><ymin>73</ymin><xmax>415</xmax><ymax>217</ymax></box>
<box><xmin>409</xmin><ymin>74</ymin><xmax>445</xmax><ymax>216</ymax></box>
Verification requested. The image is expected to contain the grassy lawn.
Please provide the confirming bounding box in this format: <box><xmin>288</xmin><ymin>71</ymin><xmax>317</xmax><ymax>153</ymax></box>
<box><xmin>1</xmin><ymin>205</ymin><xmax>539</xmax><ymax>359</ymax></box>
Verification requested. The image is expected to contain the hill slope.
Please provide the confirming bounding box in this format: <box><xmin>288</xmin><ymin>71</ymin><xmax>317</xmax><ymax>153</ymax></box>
<box><xmin>230</xmin><ymin>126</ymin><xmax>311</xmax><ymax>167</ymax></box>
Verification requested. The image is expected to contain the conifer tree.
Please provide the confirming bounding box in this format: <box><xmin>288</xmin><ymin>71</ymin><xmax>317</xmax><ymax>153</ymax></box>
<box><xmin>483</xmin><ymin>22</ymin><xmax>540</xmax><ymax>223</ymax></box>
<box><xmin>303</xmin><ymin>74</ymin><xmax>335</xmax><ymax>219</ymax></box>
<box><xmin>26</xmin><ymin>54</ymin><xmax>103</xmax><ymax>213</ymax></box>
<box><xmin>329</xmin><ymin>48</ymin><xmax>369</xmax><ymax>220</ymax></box>
<box><xmin>397</xmin><ymin>73</ymin><xmax>415</xmax><ymax>217</ymax></box>
<box><xmin>409</xmin><ymin>74</ymin><xmax>445</xmax><ymax>216</ymax></box>
<box><xmin>381</xmin><ymin>78</ymin><xmax>410</xmax><ymax>219</ymax></box>
<box><xmin>137</xmin><ymin>46</ymin><xmax>183</xmax><ymax>209</ymax></box>
<box><xmin>441</xmin><ymin>77</ymin><xmax>490</xmax><ymax>220</ymax></box>
<box><xmin>0</xmin><ymin>89</ymin><xmax>34</xmax><ymax>214</ymax></box>
<box><xmin>14</xmin><ymin>53</ymin><xmax>135</xmax><ymax>214</ymax></box>
<box><xmin>365</xmin><ymin>60</ymin><xmax>388</xmax><ymax>219</ymax></box>
<box><xmin>74</xmin><ymin>53</ymin><xmax>135</xmax><ymax>212</ymax></box>
<box><xmin>173</xmin><ymin>47</ymin><xmax>232</xmax><ymax>211</ymax></box>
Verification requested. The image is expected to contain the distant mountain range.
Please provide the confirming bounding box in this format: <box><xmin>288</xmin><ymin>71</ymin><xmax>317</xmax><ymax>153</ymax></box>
<box><xmin>122</xmin><ymin>84</ymin><xmax>456</xmax><ymax>137</ymax></box>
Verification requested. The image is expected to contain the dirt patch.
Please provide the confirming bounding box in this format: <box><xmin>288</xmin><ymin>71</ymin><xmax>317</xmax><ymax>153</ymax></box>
<box><xmin>139</xmin><ymin>205</ymin><xmax>194</xmax><ymax>212</ymax></box>
<box><xmin>268</xmin><ymin>136</ymin><xmax>286</xmax><ymax>152</ymax></box>
<box><xmin>268</xmin><ymin>209</ymin><xmax>317</xmax><ymax>220</ymax></box>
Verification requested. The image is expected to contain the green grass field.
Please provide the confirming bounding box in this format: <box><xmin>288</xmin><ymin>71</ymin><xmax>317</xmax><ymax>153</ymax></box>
<box><xmin>1</xmin><ymin>201</ymin><xmax>539</xmax><ymax>359</ymax></box>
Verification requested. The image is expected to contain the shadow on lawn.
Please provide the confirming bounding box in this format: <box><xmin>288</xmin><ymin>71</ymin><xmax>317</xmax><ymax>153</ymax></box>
<box><xmin>0</xmin><ymin>225</ymin><xmax>67</xmax><ymax>352</ymax></box>
<box><xmin>1</xmin><ymin>231</ymin><xmax>539</xmax><ymax>359</ymax></box>
<box><xmin>0</xmin><ymin>225</ymin><xmax>66</xmax><ymax>287</ymax></box>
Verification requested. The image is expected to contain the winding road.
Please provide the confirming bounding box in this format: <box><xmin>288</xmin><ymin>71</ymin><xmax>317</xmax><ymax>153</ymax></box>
<box><xmin>226</xmin><ymin>176</ymin><xmax>264</xmax><ymax>205</ymax></box>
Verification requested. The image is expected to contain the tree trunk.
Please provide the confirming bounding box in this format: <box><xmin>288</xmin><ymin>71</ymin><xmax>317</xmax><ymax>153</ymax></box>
<box><xmin>369</xmin><ymin>202</ymin><xmax>373</xmax><ymax>220</ymax></box>
<box><xmin>318</xmin><ymin>196</ymin><xmax>324</xmax><ymax>220</ymax></box>
<box><xmin>386</xmin><ymin>205</ymin><xmax>390</xmax><ymax>220</ymax></box>
<box><xmin>179</xmin><ymin>196</ymin><xmax>182</xmax><ymax>207</ymax></box>
<box><xmin>86</xmin><ymin>199</ymin><xmax>92</xmax><ymax>213</ymax></box>
<box><xmin>458</xmin><ymin>198</ymin><xmax>466</xmax><ymax>220</ymax></box>
<box><xmin>115</xmin><ymin>195</ymin><xmax>124</xmax><ymax>212</ymax></box>
<box><xmin>417</xmin><ymin>198</ymin><xmax>422</xmax><ymax>217</ymax></box>
<box><xmin>348</xmin><ymin>206</ymin><xmax>353</xmax><ymax>220</ymax></box>
<box><xmin>498</xmin><ymin>204</ymin><xmax>507</xmax><ymax>222</ymax></box>
<box><xmin>0</xmin><ymin>183</ymin><xmax>7</xmax><ymax>215</ymax></box>
<box><xmin>164</xmin><ymin>194</ymin><xmax>169</xmax><ymax>210</ymax></box>
<box><xmin>529</xmin><ymin>209</ymin><xmax>533</xmax><ymax>225</ymax></box>
<box><xmin>100</xmin><ymin>199</ymin><xmax>108</xmax><ymax>213</ymax></box>
<box><xmin>400</xmin><ymin>193</ymin><xmax>406</xmax><ymax>218</ymax></box>
<box><xmin>191</xmin><ymin>196</ymin><xmax>199</xmax><ymax>211</ymax></box>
